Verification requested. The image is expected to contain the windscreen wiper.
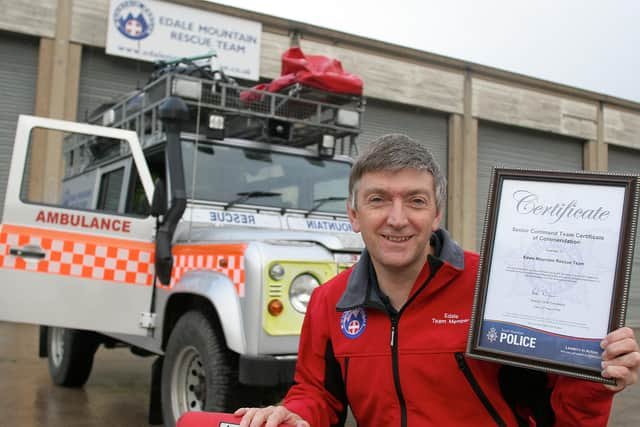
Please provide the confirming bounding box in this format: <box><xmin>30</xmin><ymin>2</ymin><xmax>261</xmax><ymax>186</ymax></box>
<box><xmin>224</xmin><ymin>191</ymin><xmax>282</xmax><ymax>210</ymax></box>
<box><xmin>306</xmin><ymin>196</ymin><xmax>347</xmax><ymax>216</ymax></box>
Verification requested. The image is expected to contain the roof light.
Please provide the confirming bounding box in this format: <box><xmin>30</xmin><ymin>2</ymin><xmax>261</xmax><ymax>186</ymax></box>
<box><xmin>172</xmin><ymin>78</ymin><xmax>202</xmax><ymax>100</ymax></box>
<box><xmin>102</xmin><ymin>109</ymin><xmax>115</xmax><ymax>126</ymax></box>
<box><xmin>318</xmin><ymin>135</ymin><xmax>336</xmax><ymax>157</ymax></box>
<box><xmin>336</xmin><ymin>109</ymin><xmax>359</xmax><ymax>128</ymax></box>
<box><xmin>208</xmin><ymin>114</ymin><xmax>224</xmax><ymax>130</ymax></box>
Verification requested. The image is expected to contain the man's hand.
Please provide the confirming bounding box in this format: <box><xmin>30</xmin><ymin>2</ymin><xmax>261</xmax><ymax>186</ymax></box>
<box><xmin>235</xmin><ymin>405</ymin><xmax>310</xmax><ymax>427</ymax></box>
<box><xmin>601</xmin><ymin>326</ymin><xmax>640</xmax><ymax>392</ymax></box>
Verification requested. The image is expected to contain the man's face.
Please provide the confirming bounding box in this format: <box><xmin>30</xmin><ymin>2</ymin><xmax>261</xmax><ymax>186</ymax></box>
<box><xmin>347</xmin><ymin>169</ymin><xmax>442</xmax><ymax>275</ymax></box>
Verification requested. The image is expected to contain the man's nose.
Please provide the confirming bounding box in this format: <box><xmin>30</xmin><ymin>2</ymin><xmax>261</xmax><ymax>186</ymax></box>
<box><xmin>386</xmin><ymin>199</ymin><xmax>408</xmax><ymax>227</ymax></box>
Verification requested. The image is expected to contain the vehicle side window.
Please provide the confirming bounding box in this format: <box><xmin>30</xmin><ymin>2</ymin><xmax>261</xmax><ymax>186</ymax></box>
<box><xmin>97</xmin><ymin>167</ymin><xmax>124</xmax><ymax>212</ymax></box>
<box><xmin>21</xmin><ymin>127</ymin><xmax>136</xmax><ymax>215</ymax></box>
<box><xmin>126</xmin><ymin>149</ymin><xmax>165</xmax><ymax>216</ymax></box>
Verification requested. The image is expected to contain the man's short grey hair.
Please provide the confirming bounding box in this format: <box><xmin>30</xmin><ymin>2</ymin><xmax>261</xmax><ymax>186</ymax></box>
<box><xmin>349</xmin><ymin>134</ymin><xmax>447</xmax><ymax>212</ymax></box>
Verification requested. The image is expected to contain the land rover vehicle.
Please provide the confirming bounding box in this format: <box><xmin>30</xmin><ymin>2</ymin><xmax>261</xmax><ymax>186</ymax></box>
<box><xmin>0</xmin><ymin>55</ymin><xmax>364</xmax><ymax>425</ymax></box>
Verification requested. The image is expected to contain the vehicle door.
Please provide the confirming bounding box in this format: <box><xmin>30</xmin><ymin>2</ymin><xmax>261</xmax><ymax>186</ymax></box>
<box><xmin>0</xmin><ymin>115</ymin><xmax>156</xmax><ymax>336</ymax></box>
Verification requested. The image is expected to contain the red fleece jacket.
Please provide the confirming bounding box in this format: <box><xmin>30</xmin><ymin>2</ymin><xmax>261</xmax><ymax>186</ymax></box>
<box><xmin>284</xmin><ymin>230</ymin><xmax>613</xmax><ymax>426</ymax></box>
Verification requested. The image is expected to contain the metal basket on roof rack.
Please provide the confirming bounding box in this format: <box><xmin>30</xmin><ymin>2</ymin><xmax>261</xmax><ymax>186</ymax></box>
<box><xmin>87</xmin><ymin>52</ymin><xmax>363</xmax><ymax>157</ymax></box>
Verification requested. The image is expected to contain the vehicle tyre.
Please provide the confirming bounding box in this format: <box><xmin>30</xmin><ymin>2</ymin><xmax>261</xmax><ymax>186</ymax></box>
<box><xmin>161</xmin><ymin>310</ymin><xmax>243</xmax><ymax>427</ymax></box>
<box><xmin>47</xmin><ymin>326</ymin><xmax>100</xmax><ymax>387</ymax></box>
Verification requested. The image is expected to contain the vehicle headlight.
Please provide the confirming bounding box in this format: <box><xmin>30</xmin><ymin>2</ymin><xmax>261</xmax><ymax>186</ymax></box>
<box><xmin>289</xmin><ymin>274</ymin><xmax>320</xmax><ymax>313</ymax></box>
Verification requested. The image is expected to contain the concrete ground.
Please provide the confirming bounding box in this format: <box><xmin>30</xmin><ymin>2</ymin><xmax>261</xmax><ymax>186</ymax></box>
<box><xmin>0</xmin><ymin>321</ymin><xmax>638</xmax><ymax>426</ymax></box>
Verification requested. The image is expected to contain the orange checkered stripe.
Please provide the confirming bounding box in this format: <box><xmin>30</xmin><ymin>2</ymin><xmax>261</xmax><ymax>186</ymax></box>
<box><xmin>0</xmin><ymin>224</ymin><xmax>155</xmax><ymax>286</ymax></box>
<box><xmin>170</xmin><ymin>244</ymin><xmax>247</xmax><ymax>296</ymax></box>
<box><xmin>0</xmin><ymin>225</ymin><xmax>248</xmax><ymax>295</ymax></box>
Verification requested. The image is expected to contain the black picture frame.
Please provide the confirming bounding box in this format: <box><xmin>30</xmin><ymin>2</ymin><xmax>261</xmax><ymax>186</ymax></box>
<box><xmin>467</xmin><ymin>168</ymin><xmax>640</xmax><ymax>384</ymax></box>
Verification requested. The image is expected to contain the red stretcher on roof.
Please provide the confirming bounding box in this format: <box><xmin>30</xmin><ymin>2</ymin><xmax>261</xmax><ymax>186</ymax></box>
<box><xmin>177</xmin><ymin>411</ymin><xmax>294</xmax><ymax>427</ymax></box>
<box><xmin>241</xmin><ymin>47</ymin><xmax>363</xmax><ymax>103</ymax></box>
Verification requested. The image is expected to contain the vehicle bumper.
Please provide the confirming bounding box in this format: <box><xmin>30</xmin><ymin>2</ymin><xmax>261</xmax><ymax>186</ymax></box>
<box><xmin>238</xmin><ymin>354</ymin><xmax>297</xmax><ymax>386</ymax></box>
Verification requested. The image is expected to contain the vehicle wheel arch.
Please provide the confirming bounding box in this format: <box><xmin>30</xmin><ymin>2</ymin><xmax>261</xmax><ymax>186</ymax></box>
<box><xmin>161</xmin><ymin>270</ymin><xmax>246</xmax><ymax>354</ymax></box>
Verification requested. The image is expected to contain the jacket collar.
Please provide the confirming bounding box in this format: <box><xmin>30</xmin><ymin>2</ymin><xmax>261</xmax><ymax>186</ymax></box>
<box><xmin>336</xmin><ymin>228</ymin><xmax>464</xmax><ymax>311</ymax></box>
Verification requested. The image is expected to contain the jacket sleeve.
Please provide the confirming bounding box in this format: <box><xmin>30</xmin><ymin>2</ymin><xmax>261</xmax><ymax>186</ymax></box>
<box><xmin>549</xmin><ymin>375</ymin><xmax>614</xmax><ymax>426</ymax></box>
<box><xmin>283</xmin><ymin>288</ymin><xmax>346</xmax><ymax>426</ymax></box>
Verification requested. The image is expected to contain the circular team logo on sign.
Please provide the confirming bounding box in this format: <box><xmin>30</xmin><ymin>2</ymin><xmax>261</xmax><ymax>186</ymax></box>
<box><xmin>340</xmin><ymin>308</ymin><xmax>367</xmax><ymax>339</ymax></box>
<box><xmin>113</xmin><ymin>0</ymin><xmax>155</xmax><ymax>40</ymax></box>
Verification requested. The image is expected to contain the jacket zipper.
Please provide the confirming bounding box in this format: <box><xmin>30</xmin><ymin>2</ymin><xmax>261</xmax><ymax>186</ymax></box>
<box><xmin>386</xmin><ymin>265</ymin><xmax>438</xmax><ymax>427</ymax></box>
<box><xmin>343</xmin><ymin>356</ymin><xmax>350</xmax><ymax>392</ymax></box>
<box><xmin>390</xmin><ymin>314</ymin><xmax>407</xmax><ymax>427</ymax></box>
<box><xmin>343</xmin><ymin>356</ymin><xmax>353</xmax><ymax>426</ymax></box>
<box><xmin>343</xmin><ymin>356</ymin><xmax>349</xmax><ymax>384</ymax></box>
<box><xmin>455</xmin><ymin>352</ymin><xmax>507</xmax><ymax>427</ymax></box>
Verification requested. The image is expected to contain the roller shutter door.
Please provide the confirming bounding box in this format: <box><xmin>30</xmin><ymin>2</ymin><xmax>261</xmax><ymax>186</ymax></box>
<box><xmin>608</xmin><ymin>145</ymin><xmax>640</xmax><ymax>327</ymax></box>
<box><xmin>358</xmin><ymin>100</ymin><xmax>448</xmax><ymax>178</ymax></box>
<box><xmin>0</xmin><ymin>32</ymin><xmax>38</xmax><ymax>219</ymax></box>
<box><xmin>477</xmin><ymin>123</ymin><xmax>583</xmax><ymax>247</ymax></box>
<box><xmin>77</xmin><ymin>47</ymin><xmax>153</xmax><ymax>122</ymax></box>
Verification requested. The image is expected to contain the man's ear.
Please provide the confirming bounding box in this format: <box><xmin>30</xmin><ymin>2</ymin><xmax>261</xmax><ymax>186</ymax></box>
<box><xmin>347</xmin><ymin>200</ymin><xmax>360</xmax><ymax>233</ymax></box>
<box><xmin>432</xmin><ymin>208</ymin><xmax>444</xmax><ymax>232</ymax></box>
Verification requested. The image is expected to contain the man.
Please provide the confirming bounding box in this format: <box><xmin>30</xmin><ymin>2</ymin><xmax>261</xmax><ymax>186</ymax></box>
<box><xmin>236</xmin><ymin>134</ymin><xmax>640</xmax><ymax>427</ymax></box>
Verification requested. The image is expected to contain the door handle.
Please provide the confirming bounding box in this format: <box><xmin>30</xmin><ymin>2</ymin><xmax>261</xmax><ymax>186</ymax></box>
<box><xmin>9</xmin><ymin>245</ymin><xmax>46</xmax><ymax>259</ymax></box>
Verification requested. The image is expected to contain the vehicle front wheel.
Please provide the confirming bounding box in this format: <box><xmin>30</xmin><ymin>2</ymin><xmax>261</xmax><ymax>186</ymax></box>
<box><xmin>161</xmin><ymin>310</ymin><xmax>244</xmax><ymax>427</ymax></box>
<box><xmin>47</xmin><ymin>326</ymin><xmax>100</xmax><ymax>387</ymax></box>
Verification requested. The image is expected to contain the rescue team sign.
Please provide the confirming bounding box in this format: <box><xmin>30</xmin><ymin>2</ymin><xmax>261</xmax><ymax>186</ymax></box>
<box><xmin>106</xmin><ymin>0</ymin><xmax>262</xmax><ymax>80</ymax></box>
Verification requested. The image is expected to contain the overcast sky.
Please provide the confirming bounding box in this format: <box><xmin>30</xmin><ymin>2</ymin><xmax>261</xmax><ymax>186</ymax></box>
<box><xmin>211</xmin><ymin>0</ymin><xmax>640</xmax><ymax>103</ymax></box>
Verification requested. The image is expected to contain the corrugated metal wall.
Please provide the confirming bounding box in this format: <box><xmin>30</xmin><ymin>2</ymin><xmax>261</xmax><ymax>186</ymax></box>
<box><xmin>358</xmin><ymin>100</ymin><xmax>448</xmax><ymax>176</ymax></box>
<box><xmin>476</xmin><ymin>123</ymin><xmax>584</xmax><ymax>246</ymax></box>
<box><xmin>607</xmin><ymin>146</ymin><xmax>640</xmax><ymax>327</ymax></box>
<box><xmin>77</xmin><ymin>47</ymin><xmax>153</xmax><ymax>122</ymax></box>
<box><xmin>0</xmin><ymin>31</ymin><xmax>38</xmax><ymax>220</ymax></box>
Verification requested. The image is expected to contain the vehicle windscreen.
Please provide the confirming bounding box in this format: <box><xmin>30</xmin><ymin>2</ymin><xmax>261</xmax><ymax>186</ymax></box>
<box><xmin>182</xmin><ymin>140</ymin><xmax>351</xmax><ymax>214</ymax></box>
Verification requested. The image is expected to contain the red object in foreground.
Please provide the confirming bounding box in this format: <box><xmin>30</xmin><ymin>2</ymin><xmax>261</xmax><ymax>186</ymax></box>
<box><xmin>177</xmin><ymin>411</ymin><xmax>295</xmax><ymax>427</ymax></box>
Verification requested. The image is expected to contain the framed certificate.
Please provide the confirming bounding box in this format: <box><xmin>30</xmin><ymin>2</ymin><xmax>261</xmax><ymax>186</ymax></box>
<box><xmin>467</xmin><ymin>168</ymin><xmax>640</xmax><ymax>384</ymax></box>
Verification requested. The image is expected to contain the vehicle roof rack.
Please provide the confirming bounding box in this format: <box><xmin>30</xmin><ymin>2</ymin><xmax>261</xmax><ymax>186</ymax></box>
<box><xmin>87</xmin><ymin>54</ymin><xmax>364</xmax><ymax>157</ymax></box>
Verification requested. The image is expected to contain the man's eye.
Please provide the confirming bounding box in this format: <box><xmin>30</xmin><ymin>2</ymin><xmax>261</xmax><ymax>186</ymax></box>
<box><xmin>410</xmin><ymin>198</ymin><xmax>427</xmax><ymax>206</ymax></box>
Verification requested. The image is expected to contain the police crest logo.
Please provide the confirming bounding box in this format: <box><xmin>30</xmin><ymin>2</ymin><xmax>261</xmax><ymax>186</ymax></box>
<box><xmin>113</xmin><ymin>0</ymin><xmax>155</xmax><ymax>40</ymax></box>
<box><xmin>487</xmin><ymin>327</ymin><xmax>498</xmax><ymax>343</ymax></box>
<box><xmin>340</xmin><ymin>308</ymin><xmax>367</xmax><ymax>339</ymax></box>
